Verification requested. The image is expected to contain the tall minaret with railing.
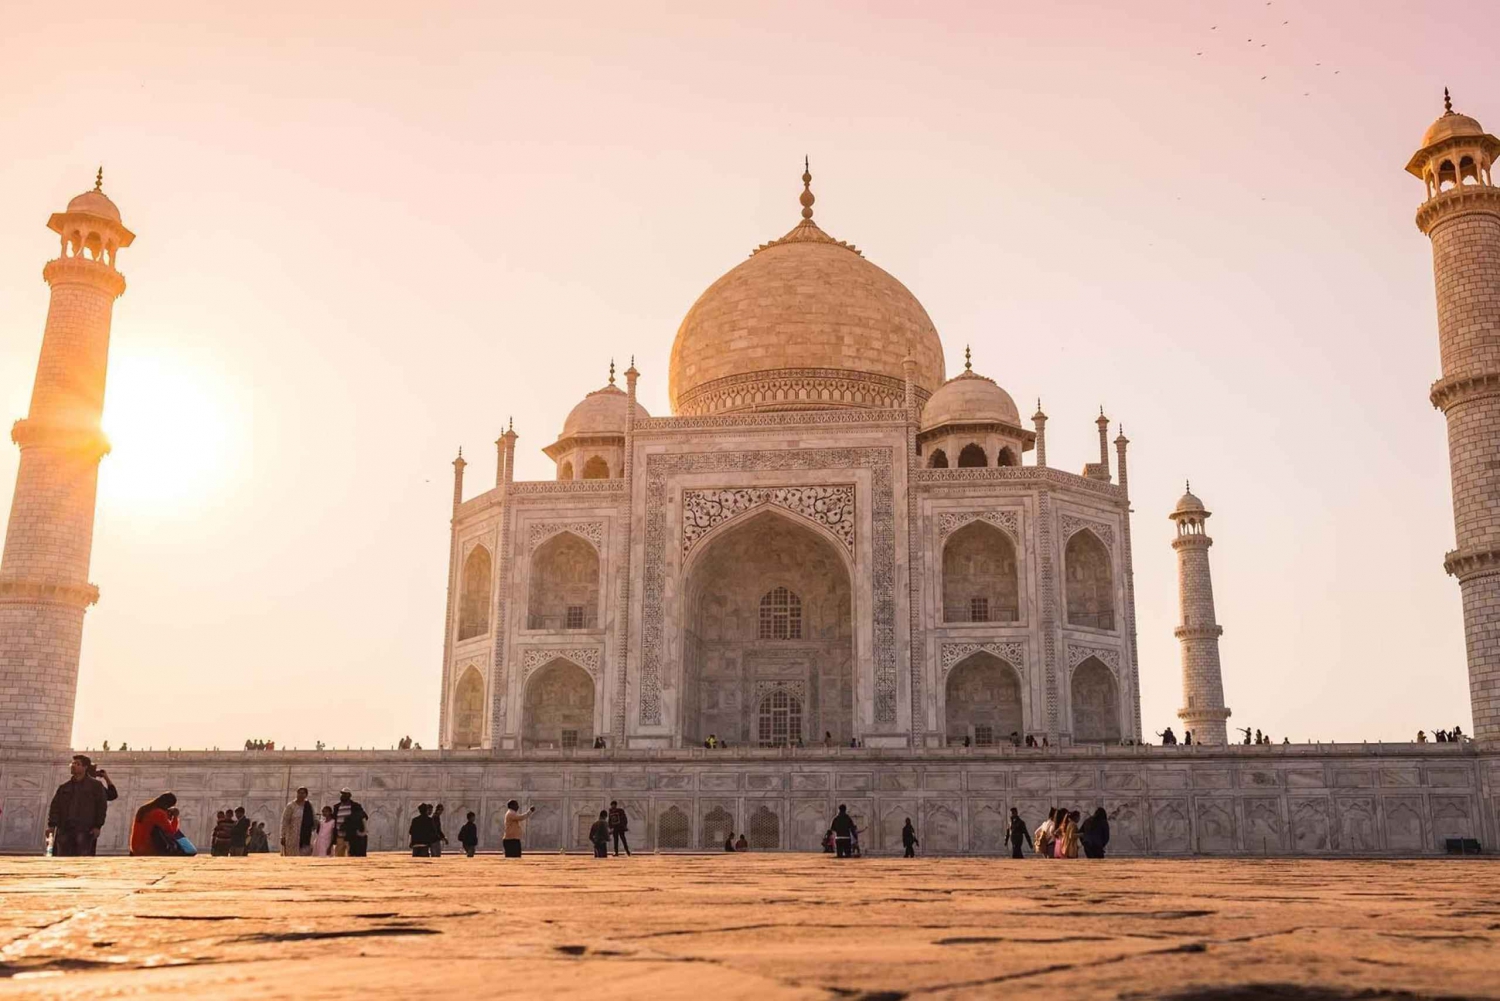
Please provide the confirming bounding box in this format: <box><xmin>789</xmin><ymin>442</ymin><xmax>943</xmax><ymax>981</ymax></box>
<box><xmin>0</xmin><ymin>173</ymin><xmax>134</xmax><ymax>749</ymax></box>
<box><xmin>1171</xmin><ymin>484</ymin><xmax>1230</xmax><ymax>744</ymax></box>
<box><xmin>1408</xmin><ymin>91</ymin><xmax>1500</xmax><ymax>740</ymax></box>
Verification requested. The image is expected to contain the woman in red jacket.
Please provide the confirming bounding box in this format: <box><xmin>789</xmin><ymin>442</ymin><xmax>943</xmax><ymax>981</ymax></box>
<box><xmin>129</xmin><ymin>793</ymin><xmax>178</xmax><ymax>856</ymax></box>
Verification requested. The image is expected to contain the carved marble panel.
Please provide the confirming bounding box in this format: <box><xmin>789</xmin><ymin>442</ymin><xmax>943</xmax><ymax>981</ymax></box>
<box><xmin>936</xmin><ymin>509</ymin><xmax>1019</xmax><ymax>543</ymax></box>
<box><xmin>1195</xmin><ymin>798</ymin><xmax>1237</xmax><ymax>853</ymax></box>
<box><xmin>527</xmin><ymin>520</ymin><xmax>604</xmax><ymax>552</ymax></box>
<box><xmin>1059</xmin><ymin>514</ymin><xmax>1114</xmax><ymax>550</ymax></box>
<box><xmin>682</xmin><ymin>485</ymin><xmax>855</xmax><ymax>556</ymax></box>
<box><xmin>1289</xmin><ymin>797</ymin><xmax>1332</xmax><ymax>852</ymax></box>
<box><xmin>1150</xmin><ymin>799</ymin><xmax>1191</xmax><ymax>853</ymax></box>
<box><xmin>940</xmin><ymin>641</ymin><xmax>1025</xmax><ymax>674</ymax></box>
<box><xmin>521</xmin><ymin>647</ymin><xmax>602</xmax><ymax>680</ymax></box>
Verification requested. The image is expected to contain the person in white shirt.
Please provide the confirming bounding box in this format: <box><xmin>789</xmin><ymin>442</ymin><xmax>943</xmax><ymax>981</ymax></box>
<box><xmin>502</xmin><ymin>799</ymin><xmax>536</xmax><ymax>858</ymax></box>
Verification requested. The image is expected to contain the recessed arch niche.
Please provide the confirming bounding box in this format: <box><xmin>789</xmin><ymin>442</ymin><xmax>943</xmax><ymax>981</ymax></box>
<box><xmin>522</xmin><ymin>658</ymin><xmax>595</xmax><ymax>749</ymax></box>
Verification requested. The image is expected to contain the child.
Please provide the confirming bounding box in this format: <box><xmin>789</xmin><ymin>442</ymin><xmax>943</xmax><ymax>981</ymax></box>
<box><xmin>589</xmin><ymin>810</ymin><xmax>610</xmax><ymax>858</ymax></box>
<box><xmin>459</xmin><ymin>812</ymin><xmax>479</xmax><ymax>857</ymax></box>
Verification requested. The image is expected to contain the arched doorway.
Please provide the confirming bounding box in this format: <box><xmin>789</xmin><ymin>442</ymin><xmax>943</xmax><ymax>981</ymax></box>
<box><xmin>1064</xmin><ymin>530</ymin><xmax>1114</xmax><ymax>630</ymax></box>
<box><xmin>957</xmin><ymin>443</ymin><xmax>987</xmax><ymax>467</ymax></box>
<box><xmin>451</xmin><ymin>667</ymin><xmax>485</xmax><ymax>748</ymax></box>
<box><xmin>528</xmin><ymin>532</ymin><xmax>600</xmax><ymax>630</ymax></box>
<box><xmin>522</xmin><ymin>659</ymin><xmax>595</xmax><ymax>749</ymax></box>
<box><xmin>682</xmin><ymin>510</ymin><xmax>854</xmax><ymax>747</ymax></box>
<box><xmin>944</xmin><ymin>651</ymin><xmax>1022</xmax><ymax>746</ymax></box>
<box><xmin>928</xmin><ymin>449</ymin><xmax>949</xmax><ymax>469</ymax></box>
<box><xmin>1071</xmin><ymin>656</ymin><xmax>1121</xmax><ymax>743</ymax></box>
<box><xmin>457</xmin><ymin>546</ymin><xmax>491</xmax><ymax>640</ymax></box>
<box><xmin>942</xmin><ymin>521</ymin><xmax>1019</xmax><ymax>623</ymax></box>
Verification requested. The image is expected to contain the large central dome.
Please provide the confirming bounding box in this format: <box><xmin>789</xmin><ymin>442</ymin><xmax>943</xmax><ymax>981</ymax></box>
<box><xmin>668</xmin><ymin>167</ymin><xmax>945</xmax><ymax>415</ymax></box>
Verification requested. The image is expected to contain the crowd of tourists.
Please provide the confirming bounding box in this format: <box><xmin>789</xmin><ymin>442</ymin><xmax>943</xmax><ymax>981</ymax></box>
<box><xmin>1029</xmin><ymin>807</ymin><xmax>1111</xmax><ymax>858</ymax></box>
<box><xmin>1417</xmin><ymin>726</ymin><xmax>1467</xmax><ymax>743</ymax></box>
<box><xmin>243</xmin><ymin>739</ymin><xmax>277</xmax><ymax>751</ymax></box>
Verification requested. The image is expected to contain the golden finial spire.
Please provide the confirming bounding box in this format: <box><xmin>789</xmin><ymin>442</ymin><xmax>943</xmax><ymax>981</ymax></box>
<box><xmin>964</xmin><ymin>345</ymin><xmax>972</xmax><ymax>371</ymax></box>
<box><xmin>609</xmin><ymin>359</ymin><xmax>616</xmax><ymax>386</ymax></box>
<box><xmin>1444</xmin><ymin>87</ymin><xmax>1454</xmax><ymax>115</ymax></box>
<box><xmin>94</xmin><ymin>166</ymin><xmax>103</xmax><ymax>193</ymax></box>
<box><xmin>800</xmin><ymin>156</ymin><xmax>815</xmax><ymax>221</ymax></box>
<box><xmin>1185</xmin><ymin>479</ymin><xmax>1191</xmax><ymax>492</ymax></box>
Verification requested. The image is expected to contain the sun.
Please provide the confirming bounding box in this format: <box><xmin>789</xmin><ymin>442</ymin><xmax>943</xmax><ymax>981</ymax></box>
<box><xmin>98</xmin><ymin>346</ymin><xmax>248</xmax><ymax>514</ymax></box>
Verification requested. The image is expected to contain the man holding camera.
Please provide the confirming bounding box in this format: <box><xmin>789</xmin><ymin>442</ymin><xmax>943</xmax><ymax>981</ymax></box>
<box><xmin>45</xmin><ymin>754</ymin><xmax>118</xmax><ymax>856</ymax></box>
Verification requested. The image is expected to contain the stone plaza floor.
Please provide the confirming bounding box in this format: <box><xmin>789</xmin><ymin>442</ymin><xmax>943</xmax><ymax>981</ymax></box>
<box><xmin>0</xmin><ymin>854</ymin><xmax>1496</xmax><ymax>1000</ymax></box>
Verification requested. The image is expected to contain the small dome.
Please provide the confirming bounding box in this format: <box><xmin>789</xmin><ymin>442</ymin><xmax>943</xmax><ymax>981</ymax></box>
<box><xmin>561</xmin><ymin>383</ymin><xmax>649</xmax><ymax>438</ymax></box>
<box><xmin>1174</xmin><ymin>487</ymin><xmax>1207</xmax><ymax>515</ymax></box>
<box><xmin>920</xmin><ymin>366</ymin><xmax>1020</xmax><ymax>432</ymax></box>
<box><xmin>65</xmin><ymin>189</ymin><xmax>121</xmax><ymax>222</ymax></box>
<box><xmin>1422</xmin><ymin>110</ymin><xmax>1486</xmax><ymax>148</ymax></box>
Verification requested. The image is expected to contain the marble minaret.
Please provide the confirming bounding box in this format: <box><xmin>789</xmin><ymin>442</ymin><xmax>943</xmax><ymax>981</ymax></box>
<box><xmin>0</xmin><ymin>173</ymin><xmax>133</xmax><ymax>749</ymax></box>
<box><xmin>1409</xmin><ymin>92</ymin><xmax>1500</xmax><ymax>740</ymax></box>
<box><xmin>1171</xmin><ymin>484</ymin><xmax>1230</xmax><ymax>744</ymax></box>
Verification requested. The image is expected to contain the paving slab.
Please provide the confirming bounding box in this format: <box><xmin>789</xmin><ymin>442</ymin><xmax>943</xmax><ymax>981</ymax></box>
<box><xmin>0</xmin><ymin>855</ymin><xmax>1495</xmax><ymax>999</ymax></box>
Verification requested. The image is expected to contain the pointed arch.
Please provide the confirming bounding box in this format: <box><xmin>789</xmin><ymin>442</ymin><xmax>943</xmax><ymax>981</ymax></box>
<box><xmin>450</xmin><ymin>666</ymin><xmax>485</xmax><ymax>748</ymax></box>
<box><xmin>957</xmin><ymin>443</ymin><xmax>987</xmax><ymax>467</ymax></box>
<box><xmin>1064</xmin><ymin>529</ymin><xmax>1114</xmax><ymax>630</ymax></box>
<box><xmin>528</xmin><ymin>531</ymin><xmax>600</xmax><ymax>630</ymax></box>
<box><xmin>457</xmin><ymin>545</ymin><xmax>492</xmax><ymax>640</ymax></box>
<box><xmin>521</xmin><ymin>658</ymin><xmax>596</xmax><ymax>749</ymax></box>
<box><xmin>942</xmin><ymin>520</ymin><xmax>1019</xmax><ymax>623</ymax></box>
<box><xmin>928</xmin><ymin>448</ymin><xmax>949</xmax><ymax>469</ymax></box>
<box><xmin>581</xmin><ymin>455</ymin><xmax>610</xmax><ymax>479</ymax></box>
<box><xmin>1070</xmin><ymin>656</ymin><xmax>1120</xmax><ymax>742</ymax></box>
<box><xmin>996</xmin><ymin>446</ymin><xmax>1017</xmax><ymax>467</ymax></box>
<box><xmin>944</xmin><ymin>651</ymin><xmax>1022</xmax><ymax>746</ymax></box>
<box><xmin>558</xmin><ymin>460</ymin><xmax>574</xmax><ymax>480</ymax></box>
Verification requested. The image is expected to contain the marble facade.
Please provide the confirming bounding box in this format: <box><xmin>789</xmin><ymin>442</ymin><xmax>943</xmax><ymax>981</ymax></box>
<box><xmin>1</xmin><ymin>743</ymin><xmax>1494</xmax><ymax>856</ymax></box>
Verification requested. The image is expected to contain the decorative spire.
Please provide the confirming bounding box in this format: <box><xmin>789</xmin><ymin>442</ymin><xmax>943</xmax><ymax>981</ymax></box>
<box><xmin>1186</xmin><ymin>479</ymin><xmax>1191</xmax><ymax>493</ymax></box>
<box><xmin>609</xmin><ymin>359</ymin><xmax>616</xmax><ymax>386</ymax></box>
<box><xmin>94</xmin><ymin>166</ymin><xmax>103</xmax><ymax>193</ymax></box>
<box><xmin>508</xmin><ymin>415</ymin><xmax>514</xmax><ymax>432</ymax></box>
<box><xmin>964</xmin><ymin>345</ymin><xmax>972</xmax><ymax>371</ymax></box>
<box><xmin>800</xmin><ymin>156</ymin><xmax>815</xmax><ymax>221</ymax></box>
<box><xmin>1444</xmin><ymin>87</ymin><xmax>1454</xmax><ymax>116</ymax></box>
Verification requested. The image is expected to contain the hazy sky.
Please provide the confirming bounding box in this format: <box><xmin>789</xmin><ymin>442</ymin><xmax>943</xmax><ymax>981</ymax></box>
<box><xmin>0</xmin><ymin>1</ymin><xmax>1487</xmax><ymax>750</ymax></box>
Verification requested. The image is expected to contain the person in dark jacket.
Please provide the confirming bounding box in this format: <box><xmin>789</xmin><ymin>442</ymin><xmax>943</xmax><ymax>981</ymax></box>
<box><xmin>333</xmin><ymin>789</ymin><xmax>368</xmax><ymax>857</ymax></box>
<box><xmin>458</xmin><ymin>812</ymin><xmax>479</xmax><ymax>857</ymax></box>
<box><xmin>408</xmin><ymin>803</ymin><xmax>438</xmax><ymax>857</ymax></box>
<box><xmin>830</xmin><ymin>804</ymin><xmax>856</xmax><ymax>858</ymax></box>
<box><xmin>228</xmin><ymin>807</ymin><xmax>251</xmax><ymax>856</ymax></box>
<box><xmin>210</xmin><ymin>810</ymin><xmax>233</xmax><ymax>856</ymax></box>
<box><xmin>430</xmin><ymin>804</ymin><xmax>448</xmax><ymax>857</ymax></box>
<box><xmin>46</xmin><ymin>755</ymin><xmax>111</xmax><ymax>856</ymax></box>
<box><xmin>1006</xmin><ymin>807</ymin><xmax>1028</xmax><ymax>859</ymax></box>
<box><xmin>1079</xmin><ymin>807</ymin><xmax>1111</xmax><ymax>859</ymax></box>
<box><xmin>901</xmin><ymin>818</ymin><xmax>919</xmax><ymax>858</ymax></box>
<box><xmin>607</xmin><ymin>801</ymin><xmax>630</xmax><ymax>857</ymax></box>
<box><xmin>589</xmin><ymin>810</ymin><xmax>610</xmax><ymax>858</ymax></box>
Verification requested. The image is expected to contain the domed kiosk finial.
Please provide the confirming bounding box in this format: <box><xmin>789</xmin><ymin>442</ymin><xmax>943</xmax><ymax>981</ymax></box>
<box><xmin>608</xmin><ymin>359</ymin><xmax>616</xmax><ymax>386</ymax></box>
<box><xmin>93</xmin><ymin>166</ymin><xmax>103</xmax><ymax>193</ymax></box>
<box><xmin>964</xmin><ymin>345</ymin><xmax>972</xmax><ymax>371</ymax></box>
<box><xmin>1444</xmin><ymin>87</ymin><xmax>1454</xmax><ymax>115</ymax></box>
<box><xmin>800</xmin><ymin>156</ymin><xmax>815</xmax><ymax>221</ymax></box>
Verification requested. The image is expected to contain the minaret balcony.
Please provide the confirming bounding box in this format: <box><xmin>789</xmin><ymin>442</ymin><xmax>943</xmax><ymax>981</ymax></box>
<box><xmin>1174</xmin><ymin>624</ymin><xmax>1223</xmax><ymax>641</ymax></box>
<box><xmin>1415</xmin><ymin>183</ymin><xmax>1500</xmax><ymax>234</ymax></box>
<box><xmin>1443</xmin><ymin>544</ymin><xmax>1500</xmax><ymax>582</ymax></box>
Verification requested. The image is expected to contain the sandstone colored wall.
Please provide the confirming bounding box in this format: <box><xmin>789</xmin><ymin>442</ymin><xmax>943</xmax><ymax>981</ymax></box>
<box><xmin>3</xmin><ymin>744</ymin><xmax>1494</xmax><ymax>857</ymax></box>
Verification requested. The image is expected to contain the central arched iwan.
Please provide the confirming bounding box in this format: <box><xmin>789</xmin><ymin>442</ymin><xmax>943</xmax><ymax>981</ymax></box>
<box><xmin>944</xmin><ymin>651</ymin><xmax>1022</xmax><ymax>746</ymax></box>
<box><xmin>942</xmin><ymin>521</ymin><xmax>1019</xmax><ymax>623</ymax></box>
<box><xmin>528</xmin><ymin>531</ymin><xmax>600</xmax><ymax>630</ymax></box>
<box><xmin>682</xmin><ymin>510</ymin><xmax>853</xmax><ymax>747</ymax></box>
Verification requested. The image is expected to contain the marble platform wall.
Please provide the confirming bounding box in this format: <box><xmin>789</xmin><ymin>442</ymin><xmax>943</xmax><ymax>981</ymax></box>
<box><xmin>2</xmin><ymin>744</ymin><xmax>1494</xmax><ymax>856</ymax></box>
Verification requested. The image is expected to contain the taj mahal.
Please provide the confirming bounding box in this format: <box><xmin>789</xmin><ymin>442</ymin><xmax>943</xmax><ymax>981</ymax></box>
<box><xmin>438</xmin><ymin>162</ymin><xmax>1164</xmax><ymax>756</ymax></box>
<box><xmin>0</xmin><ymin>101</ymin><xmax>1498</xmax><ymax>856</ymax></box>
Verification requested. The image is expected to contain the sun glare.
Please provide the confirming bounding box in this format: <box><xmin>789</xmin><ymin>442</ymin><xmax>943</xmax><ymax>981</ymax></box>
<box><xmin>99</xmin><ymin>348</ymin><xmax>246</xmax><ymax>512</ymax></box>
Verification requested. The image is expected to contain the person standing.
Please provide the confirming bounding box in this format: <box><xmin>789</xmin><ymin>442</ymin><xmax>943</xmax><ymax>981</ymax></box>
<box><xmin>430</xmin><ymin>804</ymin><xmax>449</xmax><ymax>857</ymax></box>
<box><xmin>311</xmin><ymin>806</ymin><xmax>336</xmax><ymax>856</ymax></box>
<box><xmin>589</xmin><ymin>810</ymin><xmax>610</xmax><ymax>858</ymax></box>
<box><xmin>1033</xmin><ymin>808</ymin><xmax>1057</xmax><ymax>857</ymax></box>
<box><xmin>458</xmin><ymin>812</ymin><xmax>479</xmax><ymax>857</ymax></box>
<box><xmin>735</xmin><ymin>833</ymin><xmax>748</xmax><ymax>852</ymax></box>
<box><xmin>502</xmin><ymin>800</ymin><xmax>535</xmax><ymax>858</ymax></box>
<box><xmin>1079</xmin><ymin>807</ymin><xmax>1110</xmax><ymax>859</ymax></box>
<box><xmin>607</xmin><ymin>801</ymin><xmax>631</xmax><ymax>857</ymax></box>
<box><xmin>280</xmin><ymin>787</ymin><xmax>315</xmax><ymax>857</ymax></box>
<box><xmin>830</xmin><ymin>804</ymin><xmax>856</xmax><ymax>858</ymax></box>
<box><xmin>228</xmin><ymin>807</ymin><xmax>251</xmax><ymax>856</ymax></box>
<box><xmin>901</xmin><ymin>818</ymin><xmax>919</xmax><ymax>858</ymax></box>
<box><xmin>408</xmin><ymin>804</ymin><xmax>437</xmax><ymax>857</ymax></box>
<box><xmin>1006</xmin><ymin>808</ymin><xmax>1028</xmax><ymax>859</ymax></box>
<box><xmin>247</xmin><ymin>821</ymin><xmax>271</xmax><ymax>853</ymax></box>
<box><xmin>332</xmin><ymin>789</ymin><xmax>367</xmax><ymax>857</ymax></box>
<box><xmin>210</xmin><ymin>810</ymin><xmax>233</xmax><ymax>856</ymax></box>
<box><xmin>46</xmin><ymin>754</ymin><xmax>110</xmax><ymax>856</ymax></box>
